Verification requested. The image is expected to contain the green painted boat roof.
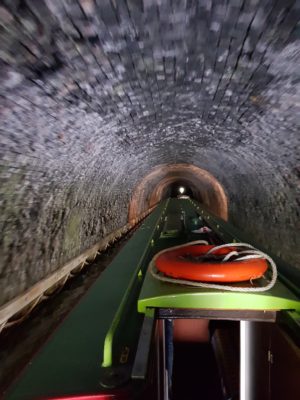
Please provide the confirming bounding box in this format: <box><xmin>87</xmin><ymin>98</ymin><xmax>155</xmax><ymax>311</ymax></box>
<box><xmin>137</xmin><ymin>268</ymin><xmax>300</xmax><ymax>314</ymax></box>
<box><xmin>139</xmin><ymin>199</ymin><xmax>300</xmax><ymax>314</ymax></box>
<box><xmin>4</xmin><ymin>202</ymin><xmax>168</xmax><ymax>400</ymax></box>
<box><xmin>4</xmin><ymin>198</ymin><xmax>300</xmax><ymax>399</ymax></box>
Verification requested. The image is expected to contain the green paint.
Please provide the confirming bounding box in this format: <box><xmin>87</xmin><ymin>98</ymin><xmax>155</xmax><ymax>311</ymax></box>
<box><xmin>102</xmin><ymin>200</ymin><xmax>168</xmax><ymax>367</ymax></box>
<box><xmin>138</xmin><ymin>199</ymin><xmax>300</xmax><ymax>314</ymax></box>
<box><xmin>4</xmin><ymin>201</ymin><xmax>167</xmax><ymax>399</ymax></box>
<box><xmin>138</xmin><ymin>276</ymin><xmax>300</xmax><ymax>314</ymax></box>
<box><xmin>5</xmin><ymin>198</ymin><xmax>300</xmax><ymax>400</ymax></box>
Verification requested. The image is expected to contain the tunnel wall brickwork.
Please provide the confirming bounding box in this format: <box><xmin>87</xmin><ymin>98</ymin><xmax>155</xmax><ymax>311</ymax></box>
<box><xmin>0</xmin><ymin>0</ymin><xmax>299</xmax><ymax>306</ymax></box>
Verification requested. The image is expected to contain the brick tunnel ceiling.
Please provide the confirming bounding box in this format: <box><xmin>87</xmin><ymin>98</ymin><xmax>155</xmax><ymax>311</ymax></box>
<box><xmin>0</xmin><ymin>0</ymin><xmax>300</xmax><ymax>305</ymax></box>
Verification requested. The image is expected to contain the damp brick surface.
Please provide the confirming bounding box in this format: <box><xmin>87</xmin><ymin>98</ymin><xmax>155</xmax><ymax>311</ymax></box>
<box><xmin>0</xmin><ymin>0</ymin><xmax>299</xmax><ymax>305</ymax></box>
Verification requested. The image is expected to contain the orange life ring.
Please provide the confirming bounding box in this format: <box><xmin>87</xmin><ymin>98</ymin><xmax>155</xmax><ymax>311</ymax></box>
<box><xmin>155</xmin><ymin>244</ymin><xmax>268</xmax><ymax>283</ymax></box>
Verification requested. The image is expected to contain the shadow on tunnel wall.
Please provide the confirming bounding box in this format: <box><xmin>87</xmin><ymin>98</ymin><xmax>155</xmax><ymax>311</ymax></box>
<box><xmin>128</xmin><ymin>163</ymin><xmax>228</xmax><ymax>223</ymax></box>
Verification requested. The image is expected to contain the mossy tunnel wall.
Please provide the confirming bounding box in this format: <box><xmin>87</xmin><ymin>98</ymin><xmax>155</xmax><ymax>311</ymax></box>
<box><xmin>0</xmin><ymin>0</ymin><xmax>299</xmax><ymax>307</ymax></box>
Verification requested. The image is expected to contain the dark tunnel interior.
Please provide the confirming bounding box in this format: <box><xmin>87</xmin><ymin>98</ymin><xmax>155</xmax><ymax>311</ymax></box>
<box><xmin>0</xmin><ymin>0</ymin><xmax>299</xmax><ymax>311</ymax></box>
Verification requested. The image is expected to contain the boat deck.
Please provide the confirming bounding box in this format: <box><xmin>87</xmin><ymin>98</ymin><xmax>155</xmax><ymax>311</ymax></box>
<box><xmin>4</xmin><ymin>199</ymin><xmax>300</xmax><ymax>399</ymax></box>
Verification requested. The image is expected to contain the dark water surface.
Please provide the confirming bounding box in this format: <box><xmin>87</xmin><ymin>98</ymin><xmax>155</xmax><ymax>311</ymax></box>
<box><xmin>0</xmin><ymin>233</ymin><xmax>131</xmax><ymax>396</ymax></box>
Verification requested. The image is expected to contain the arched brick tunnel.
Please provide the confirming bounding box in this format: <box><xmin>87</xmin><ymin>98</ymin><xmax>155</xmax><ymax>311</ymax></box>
<box><xmin>128</xmin><ymin>163</ymin><xmax>228</xmax><ymax>222</ymax></box>
<box><xmin>0</xmin><ymin>0</ymin><xmax>299</xmax><ymax>307</ymax></box>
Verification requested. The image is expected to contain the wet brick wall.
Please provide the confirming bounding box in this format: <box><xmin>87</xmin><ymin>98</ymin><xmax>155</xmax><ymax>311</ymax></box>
<box><xmin>0</xmin><ymin>0</ymin><xmax>299</xmax><ymax>305</ymax></box>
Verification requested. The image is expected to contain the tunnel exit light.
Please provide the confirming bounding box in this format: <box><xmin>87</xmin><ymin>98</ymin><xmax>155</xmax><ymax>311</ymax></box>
<box><xmin>178</xmin><ymin>186</ymin><xmax>185</xmax><ymax>194</ymax></box>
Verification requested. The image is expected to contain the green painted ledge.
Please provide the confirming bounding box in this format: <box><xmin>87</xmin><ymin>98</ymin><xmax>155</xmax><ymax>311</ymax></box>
<box><xmin>138</xmin><ymin>200</ymin><xmax>300</xmax><ymax>315</ymax></box>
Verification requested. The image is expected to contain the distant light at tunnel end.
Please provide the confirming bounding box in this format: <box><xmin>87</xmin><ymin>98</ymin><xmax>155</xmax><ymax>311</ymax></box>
<box><xmin>178</xmin><ymin>186</ymin><xmax>185</xmax><ymax>194</ymax></box>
